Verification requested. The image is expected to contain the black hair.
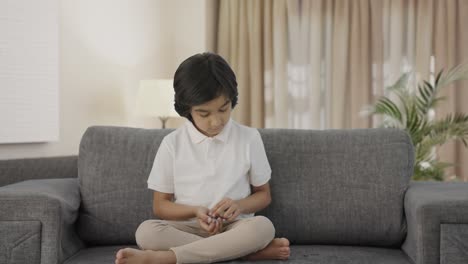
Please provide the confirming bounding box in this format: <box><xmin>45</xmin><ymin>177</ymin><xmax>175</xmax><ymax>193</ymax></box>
<box><xmin>173</xmin><ymin>52</ymin><xmax>238</xmax><ymax>121</ymax></box>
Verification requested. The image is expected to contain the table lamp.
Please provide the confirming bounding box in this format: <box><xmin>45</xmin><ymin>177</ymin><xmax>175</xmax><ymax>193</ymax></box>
<box><xmin>136</xmin><ymin>79</ymin><xmax>179</xmax><ymax>128</ymax></box>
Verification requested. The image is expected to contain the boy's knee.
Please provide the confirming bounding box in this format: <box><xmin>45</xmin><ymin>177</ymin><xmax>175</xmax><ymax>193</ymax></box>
<box><xmin>135</xmin><ymin>220</ymin><xmax>152</xmax><ymax>249</ymax></box>
<box><xmin>135</xmin><ymin>220</ymin><xmax>167</xmax><ymax>250</ymax></box>
<box><xmin>251</xmin><ymin>216</ymin><xmax>275</xmax><ymax>244</ymax></box>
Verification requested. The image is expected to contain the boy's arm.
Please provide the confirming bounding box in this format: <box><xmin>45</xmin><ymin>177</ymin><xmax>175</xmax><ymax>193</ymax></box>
<box><xmin>153</xmin><ymin>191</ymin><xmax>199</xmax><ymax>220</ymax></box>
<box><xmin>211</xmin><ymin>182</ymin><xmax>272</xmax><ymax>218</ymax></box>
<box><xmin>154</xmin><ymin>191</ymin><xmax>222</xmax><ymax>235</ymax></box>
<box><xmin>237</xmin><ymin>182</ymin><xmax>272</xmax><ymax>214</ymax></box>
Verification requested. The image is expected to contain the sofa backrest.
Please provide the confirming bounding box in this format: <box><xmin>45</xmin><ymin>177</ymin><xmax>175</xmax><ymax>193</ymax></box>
<box><xmin>0</xmin><ymin>156</ymin><xmax>77</xmax><ymax>187</ymax></box>
<box><xmin>256</xmin><ymin>128</ymin><xmax>413</xmax><ymax>247</ymax></box>
<box><xmin>77</xmin><ymin>126</ymin><xmax>171</xmax><ymax>245</ymax></box>
<box><xmin>77</xmin><ymin>126</ymin><xmax>413</xmax><ymax>247</ymax></box>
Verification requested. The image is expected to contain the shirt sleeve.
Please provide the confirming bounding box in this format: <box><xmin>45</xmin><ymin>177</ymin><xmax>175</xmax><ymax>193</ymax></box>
<box><xmin>249</xmin><ymin>130</ymin><xmax>272</xmax><ymax>187</ymax></box>
<box><xmin>147</xmin><ymin>137</ymin><xmax>174</xmax><ymax>193</ymax></box>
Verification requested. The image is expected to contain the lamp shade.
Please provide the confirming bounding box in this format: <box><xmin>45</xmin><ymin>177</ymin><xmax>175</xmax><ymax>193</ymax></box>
<box><xmin>135</xmin><ymin>79</ymin><xmax>179</xmax><ymax>117</ymax></box>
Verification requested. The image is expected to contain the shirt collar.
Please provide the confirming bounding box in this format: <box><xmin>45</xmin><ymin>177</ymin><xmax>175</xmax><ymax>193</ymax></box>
<box><xmin>186</xmin><ymin>118</ymin><xmax>232</xmax><ymax>144</ymax></box>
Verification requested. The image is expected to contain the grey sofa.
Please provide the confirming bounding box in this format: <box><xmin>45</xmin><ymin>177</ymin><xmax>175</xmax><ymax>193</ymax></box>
<box><xmin>1</xmin><ymin>126</ymin><xmax>468</xmax><ymax>264</ymax></box>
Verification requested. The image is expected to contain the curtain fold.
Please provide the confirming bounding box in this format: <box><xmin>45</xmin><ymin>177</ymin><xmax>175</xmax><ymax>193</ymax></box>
<box><xmin>308</xmin><ymin>0</ymin><xmax>324</xmax><ymax>129</ymax></box>
<box><xmin>271</xmin><ymin>0</ymin><xmax>288</xmax><ymax>128</ymax></box>
<box><xmin>348</xmin><ymin>0</ymin><xmax>372</xmax><ymax>128</ymax></box>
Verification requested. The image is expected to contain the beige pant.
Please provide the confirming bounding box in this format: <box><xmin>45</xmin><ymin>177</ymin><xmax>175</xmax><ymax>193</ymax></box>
<box><xmin>135</xmin><ymin>215</ymin><xmax>275</xmax><ymax>264</ymax></box>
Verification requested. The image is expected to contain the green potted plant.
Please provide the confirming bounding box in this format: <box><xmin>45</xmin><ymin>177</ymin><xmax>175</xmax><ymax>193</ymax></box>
<box><xmin>364</xmin><ymin>64</ymin><xmax>468</xmax><ymax>181</ymax></box>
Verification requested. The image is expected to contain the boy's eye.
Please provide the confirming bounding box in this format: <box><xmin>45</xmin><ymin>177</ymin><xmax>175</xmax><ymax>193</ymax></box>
<box><xmin>219</xmin><ymin>108</ymin><xmax>227</xmax><ymax>113</ymax></box>
<box><xmin>200</xmin><ymin>114</ymin><xmax>209</xmax><ymax>118</ymax></box>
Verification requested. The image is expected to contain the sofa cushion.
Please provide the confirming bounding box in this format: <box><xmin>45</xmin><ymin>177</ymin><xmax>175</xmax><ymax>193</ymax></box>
<box><xmin>63</xmin><ymin>245</ymin><xmax>412</xmax><ymax>264</ymax></box>
<box><xmin>257</xmin><ymin>128</ymin><xmax>413</xmax><ymax>247</ymax></box>
<box><xmin>77</xmin><ymin>126</ymin><xmax>172</xmax><ymax>245</ymax></box>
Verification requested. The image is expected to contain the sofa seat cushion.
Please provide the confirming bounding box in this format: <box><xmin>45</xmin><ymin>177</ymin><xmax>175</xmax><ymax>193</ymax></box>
<box><xmin>63</xmin><ymin>245</ymin><xmax>413</xmax><ymax>264</ymax></box>
<box><xmin>284</xmin><ymin>245</ymin><xmax>413</xmax><ymax>264</ymax></box>
<box><xmin>63</xmin><ymin>245</ymin><xmax>134</xmax><ymax>264</ymax></box>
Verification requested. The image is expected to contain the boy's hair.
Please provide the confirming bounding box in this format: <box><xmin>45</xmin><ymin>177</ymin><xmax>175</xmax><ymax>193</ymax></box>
<box><xmin>173</xmin><ymin>52</ymin><xmax>238</xmax><ymax>121</ymax></box>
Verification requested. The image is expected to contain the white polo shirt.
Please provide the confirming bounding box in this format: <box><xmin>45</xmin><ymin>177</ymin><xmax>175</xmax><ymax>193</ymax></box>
<box><xmin>147</xmin><ymin>118</ymin><xmax>271</xmax><ymax>219</ymax></box>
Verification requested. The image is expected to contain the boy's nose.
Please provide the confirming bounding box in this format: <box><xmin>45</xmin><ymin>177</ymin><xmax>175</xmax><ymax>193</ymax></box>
<box><xmin>210</xmin><ymin>116</ymin><xmax>222</xmax><ymax>127</ymax></box>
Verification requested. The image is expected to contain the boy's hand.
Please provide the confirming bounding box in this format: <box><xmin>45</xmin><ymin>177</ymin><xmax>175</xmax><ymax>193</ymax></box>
<box><xmin>195</xmin><ymin>206</ymin><xmax>223</xmax><ymax>235</ymax></box>
<box><xmin>210</xmin><ymin>198</ymin><xmax>242</xmax><ymax>221</ymax></box>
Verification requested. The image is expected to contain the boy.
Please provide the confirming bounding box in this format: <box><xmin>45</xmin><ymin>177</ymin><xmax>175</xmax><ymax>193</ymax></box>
<box><xmin>116</xmin><ymin>52</ymin><xmax>289</xmax><ymax>264</ymax></box>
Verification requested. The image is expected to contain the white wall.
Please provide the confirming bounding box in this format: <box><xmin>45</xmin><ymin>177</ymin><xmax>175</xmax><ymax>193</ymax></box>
<box><xmin>0</xmin><ymin>0</ymin><xmax>216</xmax><ymax>159</ymax></box>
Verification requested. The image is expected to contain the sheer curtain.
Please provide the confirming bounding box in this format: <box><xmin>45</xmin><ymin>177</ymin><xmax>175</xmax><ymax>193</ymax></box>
<box><xmin>243</xmin><ymin>0</ymin><xmax>375</xmax><ymax>130</ymax></box>
<box><xmin>216</xmin><ymin>0</ymin><xmax>468</xmax><ymax>180</ymax></box>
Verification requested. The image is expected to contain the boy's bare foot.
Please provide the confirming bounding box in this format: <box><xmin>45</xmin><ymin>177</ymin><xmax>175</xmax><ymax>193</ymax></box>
<box><xmin>115</xmin><ymin>248</ymin><xmax>176</xmax><ymax>264</ymax></box>
<box><xmin>245</xmin><ymin>237</ymin><xmax>290</xmax><ymax>261</ymax></box>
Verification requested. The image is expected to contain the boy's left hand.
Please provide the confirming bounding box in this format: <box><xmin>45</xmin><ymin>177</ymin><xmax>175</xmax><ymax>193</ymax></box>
<box><xmin>210</xmin><ymin>198</ymin><xmax>242</xmax><ymax>221</ymax></box>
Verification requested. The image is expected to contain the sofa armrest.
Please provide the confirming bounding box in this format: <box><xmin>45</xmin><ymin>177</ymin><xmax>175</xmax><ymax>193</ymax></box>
<box><xmin>402</xmin><ymin>181</ymin><xmax>468</xmax><ymax>264</ymax></box>
<box><xmin>0</xmin><ymin>156</ymin><xmax>78</xmax><ymax>187</ymax></box>
<box><xmin>0</xmin><ymin>178</ymin><xmax>84</xmax><ymax>264</ymax></box>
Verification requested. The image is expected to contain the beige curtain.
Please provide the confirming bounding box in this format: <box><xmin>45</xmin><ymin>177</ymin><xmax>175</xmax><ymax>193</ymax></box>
<box><xmin>216</xmin><ymin>0</ymin><xmax>468</xmax><ymax>180</ymax></box>
<box><xmin>217</xmin><ymin>0</ymin><xmax>265</xmax><ymax>128</ymax></box>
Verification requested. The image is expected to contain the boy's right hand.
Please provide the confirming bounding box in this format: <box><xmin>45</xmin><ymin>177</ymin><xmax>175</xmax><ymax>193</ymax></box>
<box><xmin>195</xmin><ymin>206</ymin><xmax>223</xmax><ymax>236</ymax></box>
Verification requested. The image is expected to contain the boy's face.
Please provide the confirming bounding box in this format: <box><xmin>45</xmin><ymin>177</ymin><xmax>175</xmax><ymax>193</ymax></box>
<box><xmin>190</xmin><ymin>95</ymin><xmax>232</xmax><ymax>137</ymax></box>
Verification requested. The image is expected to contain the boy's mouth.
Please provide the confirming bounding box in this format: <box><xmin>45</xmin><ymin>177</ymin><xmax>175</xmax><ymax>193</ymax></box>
<box><xmin>210</xmin><ymin>126</ymin><xmax>223</xmax><ymax>133</ymax></box>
